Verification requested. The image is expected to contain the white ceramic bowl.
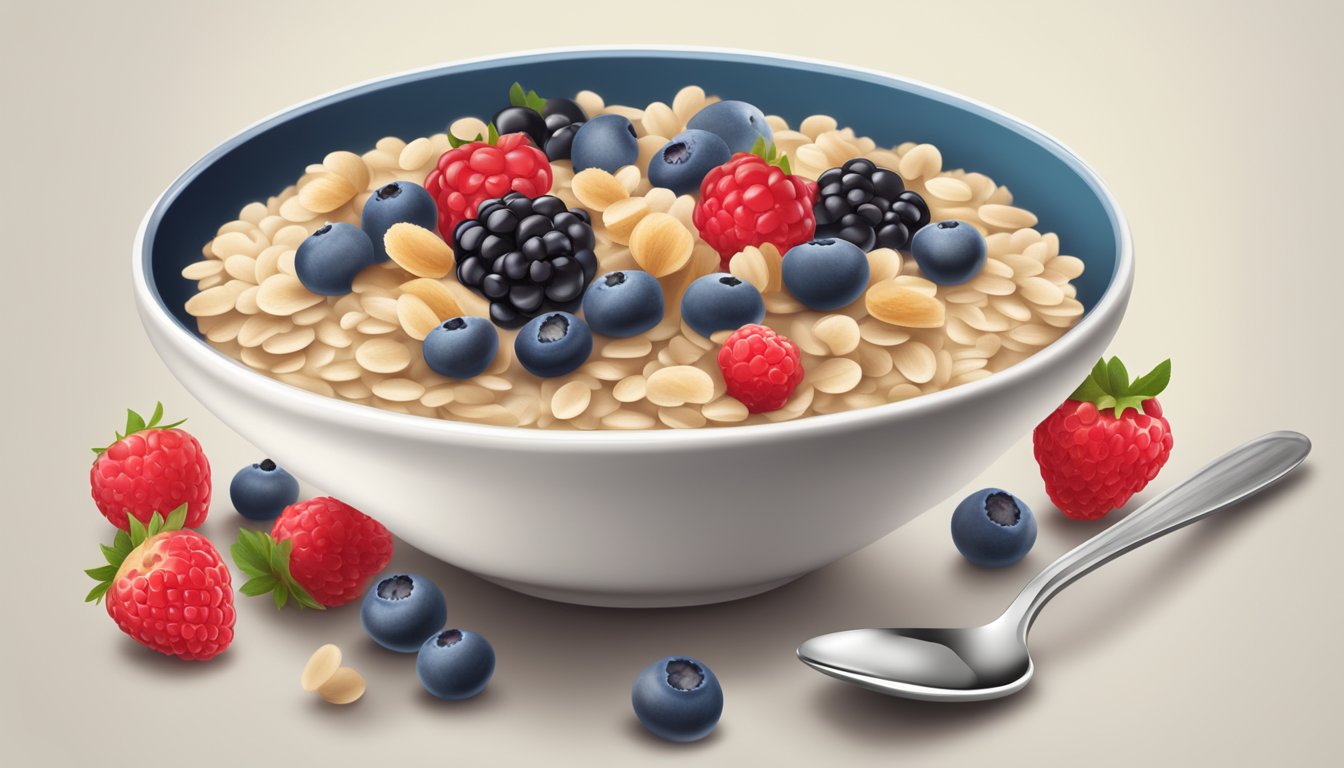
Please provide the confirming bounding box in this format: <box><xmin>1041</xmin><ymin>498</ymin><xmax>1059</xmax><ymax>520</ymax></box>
<box><xmin>134</xmin><ymin>49</ymin><xmax>1131</xmax><ymax>606</ymax></box>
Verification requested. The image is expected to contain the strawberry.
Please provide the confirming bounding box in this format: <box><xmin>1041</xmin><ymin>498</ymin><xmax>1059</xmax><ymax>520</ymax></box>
<box><xmin>692</xmin><ymin>138</ymin><xmax>817</xmax><ymax>269</ymax></box>
<box><xmin>424</xmin><ymin>125</ymin><xmax>553</xmax><ymax>239</ymax></box>
<box><xmin>1033</xmin><ymin>357</ymin><xmax>1174</xmax><ymax>520</ymax></box>
<box><xmin>85</xmin><ymin>505</ymin><xmax>235</xmax><ymax>661</ymax></box>
<box><xmin>231</xmin><ymin>497</ymin><xmax>393</xmax><ymax>609</ymax></box>
<box><xmin>90</xmin><ymin>403</ymin><xmax>211</xmax><ymax>531</ymax></box>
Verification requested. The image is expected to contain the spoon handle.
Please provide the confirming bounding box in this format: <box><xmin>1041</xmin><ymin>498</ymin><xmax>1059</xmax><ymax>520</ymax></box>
<box><xmin>1002</xmin><ymin>431</ymin><xmax>1310</xmax><ymax>636</ymax></box>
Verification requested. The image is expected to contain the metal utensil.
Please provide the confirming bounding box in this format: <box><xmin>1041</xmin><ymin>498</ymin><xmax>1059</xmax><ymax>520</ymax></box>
<box><xmin>796</xmin><ymin>431</ymin><xmax>1311</xmax><ymax>701</ymax></box>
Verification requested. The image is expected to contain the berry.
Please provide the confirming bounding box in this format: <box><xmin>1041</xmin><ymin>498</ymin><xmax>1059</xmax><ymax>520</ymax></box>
<box><xmin>515</xmin><ymin>311</ymin><xmax>593</xmax><ymax>378</ymax></box>
<box><xmin>453</xmin><ymin>192</ymin><xmax>597</xmax><ymax>328</ymax></box>
<box><xmin>1033</xmin><ymin>357</ymin><xmax>1175</xmax><ymax>520</ymax></box>
<box><xmin>781</xmin><ymin>238</ymin><xmax>870</xmax><ymax>310</ymax></box>
<box><xmin>417</xmin><ymin>628</ymin><xmax>496</xmax><ymax>700</ymax></box>
<box><xmin>687</xmin><ymin>99</ymin><xmax>772</xmax><ymax>153</ymax></box>
<box><xmin>692</xmin><ymin>140</ymin><xmax>817</xmax><ymax>268</ymax></box>
<box><xmin>229</xmin><ymin>458</ymin><xmax>299</xmax><ymax>521</ymax></box>
<box><xmin>85</xmin><ymin>506</ymin><xmax>235</xmax><ymax>661</ymax></box>
<box><xmin>491</xmin><ymin>106</ymin><xmax>548</xmax><ymax>149</ymax></box>
<box><xmin>362</xmin><ymin>181</ymin><xmax>439</xmax><ymax>262</ymax></box>
<box><xmin>631</xmin><ymin>656</ymin><xmax>724</xmax><ymax>743</ymax></box>
<box><xmin>90</xmin><ymin>403</ymin><xmax>210</xmax><ymax>531</ymax></box>
<box><xmin>361</xmin><ymin>573</ymin><xmax>448</xmax><ymax>653</ymax></box>
<box><xmin>423</xmin><ymin>316</ymin><xmax>499</xmax><ymax>379</ymax></box>
<box><xmin>910</xmin><ymin>220</ymin><xmax>986</xmax><ymax>285</ymax></box>
<box><xmin>647</xmin><ymin>129</ymin><xmax>732</xmax><ymax>195</ymax></box>
<box><xmin>716</xmin><ymin>324</ymin><xmax>804</xmax><ymax>413</ymax></box>
<box><xmin>813</xmin><ymin>158</ymin><xmax>929</xmax><ymax>252</ymax></box>
<box><xmin>681</xmin><ymin>273</ymin><xmax>765</xmax><ymax>338</ymax></box>
<box><xmin>571</xmin><ymin>114</ymin><xmax>638</xmax><ymax>173</ymax></box>
<box><xmin>581</xmin><ymin>270</ymin><xmax>664</xmax><ymax>338</ymax></box>
<box><xmin>950</xmin><ymin>489</ymin><xmax>1037</xmax><ymax>567</ymax></box>
<box><xmin>231</xmin><ymin>497</ymin><xmax>393</xmax><ymax>608</ymax></box>
<box><xmin>425</xmin><ymin>128</ymin><xmax>553</xmax><ymax>239</ymax></box>
<box><xmin>294</xmin><ymin>222</ymin><xmax>376</xmax><ymax>296</ymax></box>
<box><xmin>495</xmin><ymin>82</ymin><xmax>589</xmax><ymax>161</ymax></box>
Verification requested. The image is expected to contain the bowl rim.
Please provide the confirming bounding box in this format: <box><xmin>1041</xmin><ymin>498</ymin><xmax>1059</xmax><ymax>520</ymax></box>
<box><xmin>133</xmin><ymin>45</ymin><xmax>1133</xmax><ymax>451</ymax></box>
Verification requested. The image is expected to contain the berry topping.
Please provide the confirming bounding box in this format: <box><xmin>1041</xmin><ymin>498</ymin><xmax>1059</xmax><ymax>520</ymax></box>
<box><xmin>631</xmin><ymin>656</ymin><xmax>724</xmax><ymax>742</ymax></box>
<box><xmin>229</xmin><ymin>458</ymin><xmax>300</xmax><ymax>521</ymax></box>
<box><xmin>571</xmin><ymin>113</ymin><xmax>639</xmax><ymax>173</ymax></box>
<box><xmin>781</xmin><ymin>238</ymin><xmax>871</xmax><ymax>310</ymax></box>
<box><xmin>581</xmin><ymin>269</ymin><xmax>665</xmax><ymax>338</ymax></box>
<box><xmin>950</xmin><ymin>488</ymin><xmax>1038</xmax><ymax>567</ymax></box>
<box><xmin>515</xmin><ymin>311</ymin><xmax>593</xmax><ymax>377</ymax></box>
<box><xmin>425</xmin><ymin>127</ymin><xmax>553</xmax><ymax>239</ymax></box>
<box><xmin>453</xmin><ymin>192</ymin><xmax>597</xmax><ymax>328</ymax></box>
<box><xmin>910</xmin><ymin>219</ymin><xmax>987</xmax><ymax>285</ymax></box>
<box><xmin>716</xmin><ymin>324</ymin><xmax>804</xmax><ymax>413</ymax></box>
<box><xmin>295</xmin><ymin>222</ymin><xmax>377</xmax><ymax>296</ymax></box>
<box><xmin>417</xmin><ymin>628</ymin><xmax>496</xmax><ymax>700</ymax></box>
<box><xmin>490</xmin><ymin>82</ymin><xmax>589</xmax><ymax>161</ymax></box>
<box><xmin>647</xmin><ymin>129</ymin><xmax>732</xmax><ymax>195</ymax></box>
<box><xmin>361</xmin><ymin>180</ymin><xmax>439</xmax><ymax>262</ymax></box>
<box><xmin>814</xmin><ymin>158</ymin><xmax>930</xmax><ymax>251</ymax></box>
<box><xmin>360</xmin><ymin>572</ymin><xmax>448</xmax><ymax>653</ymax></box>
<box><xmin>681</xmin><ymin>272</ymin><xmax>765</xmax><ymax>338</ymax></box>
<box><xmin>90</xmin><ymin>402</ymin><xmax>211</xmax><ymax>531</ymax></box>
<box><xmin>686</xmin><ymin>99</ymin><xmax>772</xmax><ymax>153</ymax></box>
<box><xmin>692</xmin><ymin>138</ymin><xmax>817</xmax><ymax>268</ymax></box>
<box><xmin>422</xmin><ymin>315</ymin><xmax>499</xmax><ymax>378</ymax></box>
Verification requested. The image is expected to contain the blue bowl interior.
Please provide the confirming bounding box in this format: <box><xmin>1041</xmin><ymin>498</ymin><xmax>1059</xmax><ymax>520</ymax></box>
<box><xmin>145</xmin><ymin>50</ymin><xmax>1121</xmax><ymax>336</ymax></box>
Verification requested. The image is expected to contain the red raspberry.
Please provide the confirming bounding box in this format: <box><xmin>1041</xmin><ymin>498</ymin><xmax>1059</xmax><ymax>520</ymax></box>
<box><xmin>85</xmin><ymin>506</ymin><xmax>235</xmax><ymax>661</ymax></box>
<box><xmin>1033</xmin><ymin>357</ymin><xmax>1174</xmax><ymax>520</ymax></box>
<box><xmin>717</xmin><ymin>324</ymin><xmax>805</xmax><ymax>413</ymax></box>
<box><xmin>231</xmin><ymin>496</ymin><xmax>393</xmax><ymax>608</ymax></box>
<box><xmin>425</xmin><ymin>131</ymin><xmax>553</xmax><ymax>239</ymax></box>
<box><xmin>90</xmin><ymin>403</ymin><xmax>211</xmax><ymax>531</ymax></box>
<box><xmin>692</xmin><ymin>145</ymin><xmax>817</xmax><ymax>269</ymax></box>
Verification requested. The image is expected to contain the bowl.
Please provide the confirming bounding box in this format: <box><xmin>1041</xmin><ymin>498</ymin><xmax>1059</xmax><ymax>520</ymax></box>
<box><xmin>133</xmin><ymin>48</ymin><xmax>1132</xmax><ymax>607</ymax></box>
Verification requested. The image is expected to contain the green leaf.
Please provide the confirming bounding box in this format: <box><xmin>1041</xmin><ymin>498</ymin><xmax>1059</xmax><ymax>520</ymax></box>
<box><xmin>240</xmin><ymin>575</ymin><xmax>279</xmax><ymax>596</ymax></box>
<box><xmin>164</xmin><ymin>503</ymin><xmax>188</xmax><ymax>532</ymax></box>
<box><xmin>85</xmin><ymin>582</ymin><xmax>112</xmax><ymax>604</ymax></box>
<box><xmin>112</xmin><ymin>530</ymin><xmax>132</xmax><ymax>556</ymax></box>
<box><xmin>291</xmin><ymin>585</ymin><xmax>324</xmax><ymax>610</ymax></box>
<box><xmin>92</xmin><ymin>446</ymin><xmax>105</xmax><ymax>455</ymax></box>
<box><xmin>145</xmin><ymin>511</ymin><xmax>166</xmax><ymax>538</ymax></box>
<box><xmin>487</xmin><ymin>122</ymin><xmax>499</xmax><ymax>144</ymax></box>
<box><xmin>273</xmin><ymin>588</ymin><xmax>289</xmax><ymax>610</ymax></box>
<box><xmin>777</xmin><ymin>154</ymin><xmax>792</xmax><ymax>175</ymax></box>
<box><xmin>99</xmin><ymin>543</ymin><xmax>120</xmax><ymax>565</ymax></box>
<box><xmin>1105</xmin><ymin>357</ymin><xmax>1130</xmax><ymax>397</ymax></box>
<box><xmin>750</xmin><ymin>135</ymin><xmax>767</xmax><ymax>156</ymax></box>
<box><xmin>1090</xmin><ymin>358</ymin><xmax>1108</xmax><ymax>385</ymax></box>
<box><xmin>509</xmin><ymin>81</ymin><xmax>526</xmax><ymax>108</ymax></box>
<box><xmin>1095</xmin><ymin>394</ymin><xmax>1117</xmax><ymax>412</ymax></box>
<box><xmin>1069</xmin><ymin>375</ymin><xmax>1108</xmax><ymax>403</ymax></box>
<box><xmin>126</xmin><ymin>515</ymin><xmax>148</xmax><ymax>547</ymax></box>
<box><xmin>269</xmin><ymin>538</ymin><xmax>292</xmax><ymax>575</ymax></box>
<box><xmin>230</xmin><ymin>531</ymin><xmax>271</xmax><ymax>577</ymax></box>
<box><xmin>124</xmin><ymin>408</ymin><xmax>146</xmax><ymax>436</ymax></box>
<box><xmin>147</xmin><ymin>402</ymin><xmax>164</xmax><ymax>428</ymax></box>
<box><xmin>1129</xmin><ymin>358</ymin><xmax>1172</xmax><ymax>398</ymax></box>
<box><xmin>85</xmin><ymin>565</ymin><xmax>118</xmax><ymax>581</ymax></box>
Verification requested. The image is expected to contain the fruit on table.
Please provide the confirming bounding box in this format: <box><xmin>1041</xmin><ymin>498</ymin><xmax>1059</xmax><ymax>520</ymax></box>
<box><xmin>90</xmin><ymin>402</ymin><xmax>210</xmax><ymax>531</ymax></box>
<box><xmin>647</xmin><ymin>129</ymin><xmax>732</xmax><ymax>195</ymax></box>
<box><xmin>570</xmin><ymin>114</ymin><xmax>639</xmax><ymax>173</ymax></box>
<box><xmin>681</xmin><ymin>273</ymin><xmax>766</xmax><ymax>338</ymax></box>
<box><xmin>231</xmin><ymin>496</ymin><xmax>394</xmax><ymax>608</ymax></box>
<box><xmin>515</xmin><ymin>311</ymin><xmax>593</xmax><ymax>378</ymax></box>
<box><xmin>85</xmin><ymin>505</ymin><xmax>235</xmax><ymax>661</ymax></box>
<box><xmin>417</xmin><ymin>628</ymin><xmax>496</xmax><ymax>700</ymax></box>
<box><xmin>361</xmin><ymin>181</ymin><xmax>439</xmax><ymax>262</ymax></box>
<box><xmin>781</xmin><ymin>238</ymin><xmax>871</xmax><ymax>310</ymax></box>
<box><xmin>631</xmin><ymin>656</ymin><xmax>724</xmax><ymax>742</ymax></box>
<box><xmin>686</xmin><ymin>99</ymin><xmax>772</xmax><ymax>153</ymax></box>
<box><xmin>1034</xmin><ymin>357</ymin><xmax>1174</xmax><ymax>520</ymax></box>
<box><xmin>453</xmin><ymin>192</ymin><xmax>597</xmax><ymax>328</ymax></box>
<box><xmin>425</xmin><ymin>127</ymin><xmax>554</xmax><ymax>239</ymax></box>
<box><xmin>229</xmin><ymin>458</ymin><xmax>300</xmax><ymax>521</ymax></box>
<box><xmin>581</xmin><ymin>269</ymin><xmax>664</xmax><ymax>338</ymax></box>
<box><xmin>717</xmin><ymin>324</ymin><xmax>804</xmax><ymax>414</ymax></box>
<box><xmin>693</xmin><ymin>138</ymin><xmax>817</xmax><ymax>268</ymax></box>
<box><xmin>295</xmin><ymin>222</ymin><xmax>377</xmax><ymax>296</ymax></box>
<box><xmin>422</xmin><ymin>316</ymin><xmax>499</xmax><ymax>378</ymax></box>
<box><xmin>814</xmin><ymin>159</ymin><xmax>929</xmax><ymax>251</ymax></box>
<box><xmin>950</xmin><ymin>488</ymin><xmax>1038</xmax><ymax>567</ymax></box>
<box><xmin>910</xmin><ymin>220</ymin><xmax>987</xmax><ymax>285</ymax></box>
<box><xmin>360</xmin><ymin>573</ymin><xmax>449</xmax><ymax>653</ymax></box>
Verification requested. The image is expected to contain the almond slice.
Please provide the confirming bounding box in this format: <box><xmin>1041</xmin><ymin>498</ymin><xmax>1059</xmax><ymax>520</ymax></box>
<box><xmin>385</xmin><ymin>223</ymin><xmax>455</xmax><ymax>278</ymax></box>
<box><xmin>317</xmin><ymin>667</ymin><xmax>365</xmax><ymax>705</ymax></box>
<box><xmin>298</xmin><ymin>173</ymin><xmax>357</xmax><ymax>214</ymax></box>
<box><xmin>630</xmin><ymin>213</ymin><xmax>693</xmax><ymax>278</ymax></box>
<box><xmin>301</xmin><ymin>644</ymin><xmax>342</xmax><ymax>692</ymax></box>
<box><xmin>865</xmin><ymin>282</ymin><xmax>946</xmax><ymax>328</ymax></box>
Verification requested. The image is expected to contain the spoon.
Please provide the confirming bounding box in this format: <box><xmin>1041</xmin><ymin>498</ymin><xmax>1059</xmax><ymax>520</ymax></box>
<box><xmin>796</xmin><ymin>431</ymin><xmax>1311</xmax><ymax>702</ymax></box>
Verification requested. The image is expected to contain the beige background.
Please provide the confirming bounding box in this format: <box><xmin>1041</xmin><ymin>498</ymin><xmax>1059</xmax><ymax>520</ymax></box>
<box><xmin>2</xmin><ymin>0</ymin><xmax>1339</xmax><ymax>764</ymax></box>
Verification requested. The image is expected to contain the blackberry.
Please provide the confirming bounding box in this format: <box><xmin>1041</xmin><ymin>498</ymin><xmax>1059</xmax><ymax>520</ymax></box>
<box><xmin>453</xmin><ymin>192</ymin><xmax>597</xmax><ymax>329</ymax></box>
<box><xmin>813</xmin><ymin>158</ymin><xmax>931</xmax><ymax>251</ymax></box>
<box><xmin>491</xmin><ymin>83</ymin><xmax>588</xmax><ymax>161</ymax></box>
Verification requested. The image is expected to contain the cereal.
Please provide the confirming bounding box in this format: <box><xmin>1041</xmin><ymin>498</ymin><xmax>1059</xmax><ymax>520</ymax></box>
<box><xmin>866</xmin><ymin>283</ymin><xmax>946</xmax><ymax>328</ymax></box>
<box><xmin>384</xmin><ymin>223</ymin><xmax>454</xmax><ymax>278</ymax></box>
<box><xmin>355</xmin><ymin>339</ymin><xmax>411</xmax><ymax>374</ymax></box>
<box><xmin>630</xmin><ymin>213</ymin><xmax>693</xmax><ymax>277</ymax></box>
<box><xmin>602</xmin><ymin>197</ymin><xmax>651</xmax><ymax>245</ymax></box>
<box><xmin>317</xmin><ymin>667</ymin><xmax>366</xmax><ymax>705</ymax></box>
<box><xmin>646</xmin><ymin>366</ymin><xmax>714</xmax><ymax>407</ymax></box>
<box><xmin>571</xmin><ymin>168</ymin><xmax>629</xmax><ymax>211</ymax></box>
<box><xmin>812</xmin><ymin>315</ymin><xmax>861</xmax><ymax>356</ymax></box>
<box><xmin>809</xmin><ymin>358</ymin><xmax>863</xmax><ymax>394</ymax></box>
<box><xmin>301</xmin><ymin>643</ymin><xmax>342</xmax><ymax>692</ymax></box>
<box><xmin>297</xmin><ymin>173</ymin><xmax>358</xmax><ymax>214</ymax></box>
<box><xmin>551</xmin><ymin>380</ymin><xmax>592</xmax><ymax>420</ymax></box>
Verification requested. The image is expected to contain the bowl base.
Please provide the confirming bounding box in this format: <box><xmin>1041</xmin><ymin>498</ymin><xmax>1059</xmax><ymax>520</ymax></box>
<box><xmin>479</xmin><ymin>572</ymin><xmax>805</xmax><ymax>608</ymax></box>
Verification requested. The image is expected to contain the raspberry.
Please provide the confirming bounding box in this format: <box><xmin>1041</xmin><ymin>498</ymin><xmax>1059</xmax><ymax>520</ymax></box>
<box><xmin>717</xmin><ymin>324</ymin><xmax>804</xmax><ymax>413</ymax></box>
<box><xmin>424</xmin><ymin>131</ymin><xmax>553</xmax><ymax>239</ymax></box>
<box><xmin>1033</xmin><ymin>358</ymin><xmax>1174</xmax><ymax>520</ymax></box>
<box><xmin>90</xmin><ymin>403</ymin><xmax>211</xmax><ymax>531</ymax></box>
<box><xmin>692</xmin><ymin>144</ymin><xmax>817</xmax><ymax>269</ymax></box>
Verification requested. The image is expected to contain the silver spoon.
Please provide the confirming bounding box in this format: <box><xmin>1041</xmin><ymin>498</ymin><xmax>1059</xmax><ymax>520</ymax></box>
<box><xmin>796</xmin><ymin>431</ymin><xmax>1311</xmax><ymax>702</ymax></box>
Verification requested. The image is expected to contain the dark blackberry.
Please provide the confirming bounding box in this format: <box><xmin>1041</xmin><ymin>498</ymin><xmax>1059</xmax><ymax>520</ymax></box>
<box><xmin>453</xmin><ymin>192</ymin><xmax>597</xmax><ymax>329</ymax></box>
<box><xmin>813</xmin><ymin>158</ymin><xmax>931</xmax><ymax>251</ymax></box>
<box><xmin>491</xmin><ymin>83</ymin><xmax>588</xmax><ymax>162</ymax></box>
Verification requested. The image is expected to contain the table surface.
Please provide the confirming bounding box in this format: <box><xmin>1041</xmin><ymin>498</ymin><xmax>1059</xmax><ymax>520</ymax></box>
<box><xmin>3</xmin><ymin>1</ymin><xmax>1339</xmax><ymax>765</ymax></box>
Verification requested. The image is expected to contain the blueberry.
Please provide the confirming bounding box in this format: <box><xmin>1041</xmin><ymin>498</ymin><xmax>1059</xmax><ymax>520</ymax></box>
<box><xmin>781</xmin><ymin>238</ymin><xmax>871</xmax><ymax>311</ymax></box>
<box><xmin>422</xmin><ymin>316</ymin><xmax>499</xmax><ymax>379</ymax></box>
<box><xmin>950</xmin><ymin>488</ymin><xmax>1037</xmax><ymax>567</ymax></box>
<box><xmin>686</xmin><ymin>100</ymin><xmax>772</xmax><ymax>154</ymax></box>
<box><xmin>361</xmin><ymin>573</ymin><xmax>449</xmax><ymax>653</ymax></box>
<box><xmin>680</xmin><ymin>273</ymin><xmax>765</xmax><ymax>338</ymax></box>
<box><xmin>581</xmin><ymin>270</ymin><xmax>664</xmax><ymax>338</ymax></box>
<box><xmin>631</xmin><ymin>656</ymin><xmax>723</xmax><ymax>743</ymax></box>
<box><xmin>228</xmin><ymin>459</ymin><xmax>299</xmax><ymax>521</ymax></box>
<box><xmin>515</xmin><ymin>311</ymin><xmax>593</xmax><ymax>377</ymax></box>
<box><xmin>647</xmin><ymin>129</ymin><xmax>732</xmax><ymax>195</ymax></box>
<box><xmin>910</xmin><ymin>220</ymin><xmax>987</xmax><ymax>285</ymax></box>
<box><xmin>417</xmin><ymin>628</ymin><xmax>495</xmax><ymax>700</ymax></box>
<box><xmin>361</xmin><ymin>181</ymin><xmax>439</xmax><ymax>262</ymax></box>
<box><xmin>294</xmin><ymin>222</ymin><xmax>375</xmax><ymax>296</ymax></box>
<box><xmin>571</xmin><ymin>114</ymin><xmax>639</xmax><ymax>173</ymax></box>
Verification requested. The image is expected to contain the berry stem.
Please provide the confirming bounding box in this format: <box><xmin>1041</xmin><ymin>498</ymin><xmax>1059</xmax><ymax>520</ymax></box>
<box><xmin>1069</xmin><ymin>357</ymin><xmax>1171</xmax><ymax>418</ymax></box>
